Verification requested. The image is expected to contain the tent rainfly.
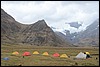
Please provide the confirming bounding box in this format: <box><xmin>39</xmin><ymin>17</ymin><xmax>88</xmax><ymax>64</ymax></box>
<box><xmin>76</xmin><ymin>52</ymin><xmax>87</xmax><ymax>59</ymax></box>
<box><xmin>84</xmin><ymin>52</ymin><xmax>90</xmax><ymax>55</ymax></box>
<box><xmin>42</xmin><ymin>52</ymin><xmax>49</xmax><ymax>56</ymax></box>
<box><xmin>33</xmin><ymin>51</ymin><xmax>39</xmax><ymax>54</ymax></box>
<box><xmin>60</xmin><ymin>54</ymin><xmax>68</xmax><ymax>58</ymax></box>
<box><xmin>12</xmin><ymin>51</ymin><xmax>19</xmax><ymax>55</ymax></box>
<box><xmin>84</xmin><ymin>52</ymin><xmax>91</xmax><ymax>58</ymax></box>
<box><xmin>3</xmin><ymin>57</ymin><xmax>9</xmax><ymax>60</ymax></box>
<box><xmin>22</xmin><ymin>52</ymin><xmax>31</xmax><ymax>56</ymax></box>
<box><xmin>53</xmin><ymin>53</ymin><xmax>60</xmax><ymax>57</ymax></box>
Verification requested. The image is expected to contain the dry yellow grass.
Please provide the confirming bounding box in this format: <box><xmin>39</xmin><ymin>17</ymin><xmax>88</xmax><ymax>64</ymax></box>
<box><xmin>1</xmin><ymin>44</ymin><xmax>99</xmax><ymax>66</ymax></box>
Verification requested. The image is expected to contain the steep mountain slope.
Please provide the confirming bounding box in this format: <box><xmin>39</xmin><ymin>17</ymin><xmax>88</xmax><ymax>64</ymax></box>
<box><xmin>55</xmin><ymin>30</ymin><xmax>72</xmax><ymax>43</ymax></box>
<box><xmin>55</xmin><ymin>31</ymin><xmax>72</xmax><ymax>44</ymax></box>
<box><xmin>1</xmin><ymin>8</ymin><xmax>72</xmax><ymax>47</ymax></box>
<box><xmin>54</xmin><ymin>19</ymin><xmax>99</xmax><ymax>47</ymax></box>
<box><xmin>1</xmin><ymin>8</ymin><xmax>21</xmax><ymax>33</ymax></box>
<box><xmin>1</xmin><ymin>8</ymin><xmax>23</xmax><ymax>44</ymax></box>
<box><xmin>21</xmin><ymin>19</ymin><xmax>72</xmax><ymax>47</ymax></box>
<box><xmin>55</xmin><ymin>30</ymin><xmax>79</xmax><ymax>44</ymax></box>
<box><xmin>73</xmin><ymin>19</ymin><xmax>99</xmax><ymax>46</ymax></box>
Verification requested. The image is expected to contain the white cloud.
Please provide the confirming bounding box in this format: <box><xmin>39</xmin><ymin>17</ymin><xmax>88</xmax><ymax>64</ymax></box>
<box><xmin>1</xmin><ymin>1</ymin><xmax>99</xmax><ymax>33</ymax></box>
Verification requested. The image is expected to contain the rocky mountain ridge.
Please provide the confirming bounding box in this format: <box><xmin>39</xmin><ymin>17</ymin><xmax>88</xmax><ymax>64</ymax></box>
<box><xmin>1</xmin><ymin>8</ymin><xmax>72</xmax><ymax>47</ymax></box>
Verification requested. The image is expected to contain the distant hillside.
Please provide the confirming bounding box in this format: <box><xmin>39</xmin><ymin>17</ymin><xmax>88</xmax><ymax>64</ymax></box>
<box><xmin>55</xmin><ymin>30</ymin><xmax>72</xmax><ymax>44</ymax></box>
<box><xmin>73</xmin><ymin>19</ymin><xmax>99</xmax><ymax>47</ymax></box>
<box><xmin>54</xmin><ymin>19</ymin><xmax>99</xmax><ymax>47</ymax></box>
<box><xmin>1</xmin><ymin>8</ymin><xmax>72</xmax><ymax>47</ymax></box>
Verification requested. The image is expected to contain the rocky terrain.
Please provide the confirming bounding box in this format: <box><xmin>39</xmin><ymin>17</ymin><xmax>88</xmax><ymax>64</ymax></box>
<box><xmin>56</xmin><ymin>19</ymin><xmax>99</xmax><ymax>47</ymax></box>
<box><xmin>1</xmin><ymin>8</ymin><xmax>72</xmax><ymax>47</ymax></box>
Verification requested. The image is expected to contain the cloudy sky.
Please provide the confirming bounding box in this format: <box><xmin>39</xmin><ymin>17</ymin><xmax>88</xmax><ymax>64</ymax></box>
<box><xmin>1</xmin><ymin>1</ymin><xmax>99</xmax><ymax>33</ymax></box>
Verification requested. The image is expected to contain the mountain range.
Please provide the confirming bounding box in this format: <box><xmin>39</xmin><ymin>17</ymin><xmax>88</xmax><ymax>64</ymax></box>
<box><xmin>54</xmin><ymin>19</ymin><xmax>99</xmax><ymax>47</ymax></box>
<box><xmin>1</xmin><ymin>8</ymin><xmax>72</xmax><ymax>47</ymax></box>
<box><xmin>73</xmin><ymin>19</ymin><xmax>99</xmax><ymax>47</ymax></box>
<box><xmin>1</xmin><ymin>8</ymin><xmax>99</xmax><ymax>47</ymax></box>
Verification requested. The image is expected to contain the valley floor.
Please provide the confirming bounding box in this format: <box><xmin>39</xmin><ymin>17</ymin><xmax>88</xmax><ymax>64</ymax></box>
<box><xmin>1</xmin><ymin>44</ymin><xmax>99</xmax><ymax>66</ymax></box>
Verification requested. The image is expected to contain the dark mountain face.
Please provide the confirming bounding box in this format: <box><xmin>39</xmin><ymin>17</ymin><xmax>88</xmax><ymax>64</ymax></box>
<box><xmin>55</xmin><ymin>30</ymin><xmax>72</xmax><ymax>43</ymax></box>
<box><xmin>55</xmin><ymin>31</ymin><xmax>69</xmax><ymax>42</ymax></box>
<box><xmin>1</xmin><ymin>8</ymin><xmax>21</xmax><ymax>34</ymax></box>
<box><xmin>1</xmin><ymin>8</ymin><xmax>23</xmax><ymax>44</ymax></box>
<box><xmin>21</xmin><ymin>20</ymin><xmax>71</xmax><ymax>47</ymax></box>
<box><xmin>55</xmin><ymin>31</ymin><xmax>78</xmax><ymax>45</ymax></box>
<box><xmin>1</xmin><ymin>8</ymin><xmax>72</xmax><ymax>47</ymax></box>
<box><xmin>68</xmin><ymin>22</ymin><xmax>82</xmax><ymax>29</ymax></box>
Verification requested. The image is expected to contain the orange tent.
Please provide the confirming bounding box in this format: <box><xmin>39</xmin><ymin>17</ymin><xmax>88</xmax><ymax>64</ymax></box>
<box><xmin>53</xmin><ymin>53</ymin><xmax>60</xmax><ymax>57</ymax></box>
<box><xmin>22</xmin><ymin>52</ymin><xmax>31</xmax><ymax>56</ymax></box>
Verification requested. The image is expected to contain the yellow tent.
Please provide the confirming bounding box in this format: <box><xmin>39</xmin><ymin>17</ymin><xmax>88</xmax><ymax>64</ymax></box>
<box><xmin>33</xmin><ymin>51</ymin><xmax>39</xmax><ymax>54</ymax></box>
<box><xmin>60</xmin><ymin>54</ymin><xmax>68</xmax><ymax>58</ymax></box>
<box><xmin>42</xmin><ymin>52</ymin><xmax>49</xmax><ymax>56</ymax></box>
<box><xmin>85</xmin><ymin>52</ymin><xmax>90</xmax><ymax>55</ymax></box>
<box><xmin>12</xmin><ymin>51</ymin><xmax>19</xmax><ymax>55</ymax></box>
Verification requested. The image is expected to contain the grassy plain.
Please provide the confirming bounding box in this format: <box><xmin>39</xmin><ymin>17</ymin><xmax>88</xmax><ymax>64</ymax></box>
<box><xmin>1</xmin><ymin>44</ymin><xmax>99</xmax><ymax>66</ymax></box>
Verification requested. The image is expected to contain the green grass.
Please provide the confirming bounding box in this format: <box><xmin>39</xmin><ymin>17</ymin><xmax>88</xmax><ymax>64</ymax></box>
<box><xmin>1</xmin><ymin>44</ymin><xmax>99</xmax><ymax>66</ymax></box>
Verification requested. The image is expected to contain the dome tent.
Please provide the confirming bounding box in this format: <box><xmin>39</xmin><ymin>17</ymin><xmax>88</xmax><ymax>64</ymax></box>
<box><xmin>33</xmin><ymin>51</ymin><xmax>39</xmax><ymax>54</ymax></box>
<box><xmin>53</xmin><ymin>53</ymin><xmax>60</xmax><ymax>57</ymax></box>
<box><xmin>42</xmin><ymin>52</ymin><xmax>49</xmax><ymax>56</ymax></box>
<box><xmin>84</xmin><ymin>52</ymin><xmax>90</xmax><ymax>55</ymax></box>
<box><xmin>76</xmin><ymin>52</ymin><xmax>91</xmax><ymax>59</ymax></box>
<box><xmin>3</xmin><ymin>57</ymin><xmax>9</xmax><ymax>60</ymax></box>
<box><xmin>60</xmin><ymin>54</ymin><xmax>68</xmax><ymax>58</ymax></box>
<box><xmin>76</xmin><ymin>52</ymin><xmax>87</xmax><ymax>59</ymax></box>
<box><xmin>22</xmin><ymin>52</ymin><xmax>31</xmax><ymax>56</ymax></box>
<box><xmin>84</xmin><ymin>52</ymin><xmax>91</xmax><ymax>58</ymax></box>
<box><xmin>12</xmin><ymin>51</ymin><xmax>19</xmax><ymax>56</ymax></box>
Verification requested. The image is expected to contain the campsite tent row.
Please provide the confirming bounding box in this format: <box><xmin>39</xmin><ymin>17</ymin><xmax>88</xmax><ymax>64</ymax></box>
<box><xmin>11</xmin><ymin>51</ymin><xmax>91</xmax><ymax>59</ymax></box>
<box><xmin>11</xmin><ymin>51</ymin><xmax>68</xmax><ymax>58</ymax></box>
<box><xmin>11</xmin><ymin>51</ymin><xmax>49</xmax><ymax>56</ymax></box>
